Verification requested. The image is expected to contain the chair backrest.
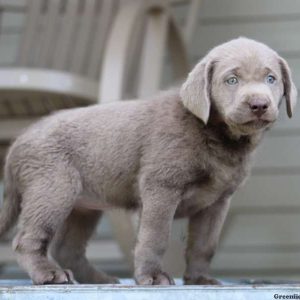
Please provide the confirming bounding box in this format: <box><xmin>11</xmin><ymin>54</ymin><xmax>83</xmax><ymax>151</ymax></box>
<box><xmin>17</xmin><ymin>0</ymin><xmax>119</xmax><ymax>79</ymax></box>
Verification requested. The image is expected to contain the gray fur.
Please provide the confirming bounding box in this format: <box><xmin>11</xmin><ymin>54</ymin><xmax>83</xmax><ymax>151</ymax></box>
<box><xmin>0</xmin><ymin>38</ymin><xmax>297</xmax><ymax>285</ymax></box>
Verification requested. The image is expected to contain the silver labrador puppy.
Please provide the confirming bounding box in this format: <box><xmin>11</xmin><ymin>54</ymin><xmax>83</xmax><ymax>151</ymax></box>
<box><xmin>0</xmin><ymin>38</ymin><xmax>297</xmax><ymax>285</ymax></box>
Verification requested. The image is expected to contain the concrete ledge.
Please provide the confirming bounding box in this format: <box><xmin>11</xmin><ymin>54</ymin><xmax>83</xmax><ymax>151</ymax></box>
<box><xmin>1</xmin><ymin>280</ymin><xmax>300</xmax><ymax>300</ymax></box>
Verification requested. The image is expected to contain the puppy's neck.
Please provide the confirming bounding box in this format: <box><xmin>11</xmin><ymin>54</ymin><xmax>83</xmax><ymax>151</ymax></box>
<box><xmin>206</xmin><ymin>106</ymin><xmax>263</xmax><ymax>149</ymax></box>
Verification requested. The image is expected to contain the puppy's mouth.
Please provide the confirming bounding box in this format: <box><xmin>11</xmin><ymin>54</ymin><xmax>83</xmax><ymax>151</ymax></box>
<box><xmin>241</xmin><ymin>119</ymin><xmax>272</xmax><ymax>128</ymax></box>
<box><xmin>226</xmin><ymin>115</ymin><xmax>277</xmax><ymax>135</ymax></box>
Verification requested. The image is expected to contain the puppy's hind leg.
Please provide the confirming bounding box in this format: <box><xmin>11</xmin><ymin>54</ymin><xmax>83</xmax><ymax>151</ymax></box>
<box><xmin>13</xmin><ymin>165</ymin><xmax>82</xmax><ymax>285</ymax></box>
<box><xmin>50</xmin><ymin>208</ymin><xmax>119</xmax><ymax>284</ymax></box>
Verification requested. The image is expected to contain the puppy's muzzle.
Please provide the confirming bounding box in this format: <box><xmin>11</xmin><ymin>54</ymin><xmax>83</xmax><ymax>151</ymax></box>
<box><xmin>247</xmin><ymin>96</ymin><xmax>271</xmax><ymax>118</ymax></box>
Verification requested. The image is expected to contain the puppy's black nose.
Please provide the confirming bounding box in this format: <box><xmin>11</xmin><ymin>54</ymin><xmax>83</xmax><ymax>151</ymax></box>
<box><xmin>248</xmin><ymin>98</ymin><xmax>269</xmax><ymax>117</ymax></box>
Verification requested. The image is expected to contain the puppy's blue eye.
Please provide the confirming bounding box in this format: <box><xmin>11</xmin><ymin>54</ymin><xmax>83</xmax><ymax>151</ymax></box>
<box><xmin>226</xmin><ymin>76</ymin><xmax>238</xmax><ymax>85</ymax></box>
<box><xmin>266</xmin><ymin>74</ymin><xmax>276</xmax><ymax>84</ymax></box>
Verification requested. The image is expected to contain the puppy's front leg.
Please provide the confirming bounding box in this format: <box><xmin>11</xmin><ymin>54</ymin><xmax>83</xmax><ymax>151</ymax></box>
<box><xmin>134</xmin><ymin>187</ymin><xmax>180</xmax><ymax>285</ymax></box>
<box><xmin>184</xmin><ymin>197</ymin><xmax>231</xmax><ymax>285</ymax></box>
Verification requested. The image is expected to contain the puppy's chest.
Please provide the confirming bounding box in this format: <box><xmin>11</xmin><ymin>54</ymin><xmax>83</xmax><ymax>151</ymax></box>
<box><xmin>175</xmin><ymin>153</ymin><xmax>250</xmax><ymax>218</ymax></box>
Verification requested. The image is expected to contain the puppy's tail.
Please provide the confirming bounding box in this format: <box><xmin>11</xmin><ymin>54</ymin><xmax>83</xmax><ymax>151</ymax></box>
<box><xmin>0</xmin><ymin>163</ymin><xmax>21</xmax><ymax>237</ymax></box>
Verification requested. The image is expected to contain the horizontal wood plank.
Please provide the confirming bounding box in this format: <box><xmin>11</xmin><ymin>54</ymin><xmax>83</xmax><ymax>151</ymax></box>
<box><xmin>199</xmin><ymin>0</ymin><xmax>300</xmax><ymax>19</ymax></box>
<box><xmin>0</xmin><ymin>0</ymin><xmax>26</xmax><ymax>13</ymax></box>
<box><xmin>1</xmin><ymin>12</ymin><xmax>25</xmax><ymax>29</ymax></box>
<box><xmin>232</xmin><ymin>174</ymin><xmax>300</xmax><ymax>208</ymax></box>
<box><xmin>253</xmin><ymin>134</ymin><xmax>300</xmax><ymax>168</ymax></box>
<box><xmin>192</xmin><ymin>21</ymin><xmax>300</xmax><ymax>58</ymax></box>
<box><xmin>212</xmin><ymin>250</ymin><xmax>300</xmax><ymax>271</ymax></box>
<box><xmin>221</xmin><ymin>213</ymin><xmax>300</xmax><ymax>248</ymax></box>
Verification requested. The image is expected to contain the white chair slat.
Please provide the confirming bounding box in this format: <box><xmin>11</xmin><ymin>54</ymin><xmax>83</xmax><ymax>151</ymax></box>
<box><xmin>17</xmin><ymin>0</ymin><xmax>44</xmax><ymax>66</ymax></box>
<box><xmin>184</xmin><ymin>0</ymin><xmax>202</xmax><ymax>46</ymax></box>
<box><xmin>99</xmin><ymin>0</ymin><xmax>145</xmax><ymax>103</ymax></box>
<box><xmin>69</xmin><ymin>0</ymin><xmax>97</xmax><ymax>74</ymax></box>
<box><xmin>120</xmin><ymin>11</ymin><xmax>145</xmax><ymax>98</ymax></box>
<box><xmin>37</xmin><ymin>0</ymin><xmax>61</xmax><ymax>68</ymax></box>
<box><xmin>137</xmin><ymin>9</ymin><xmax>169</xmax><ymax>98</ymax></box>
<box><xmin>86</xmin><ymin>0</ymin><xmax>117</xmax><ymax>79</ymax></box>
<box><xmin>51</xmin><ymin>0</ymin><xmax>80</xmax><ymax>70</ymax></box>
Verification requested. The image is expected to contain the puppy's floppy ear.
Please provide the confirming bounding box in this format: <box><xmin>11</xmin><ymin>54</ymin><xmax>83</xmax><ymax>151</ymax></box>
<box><xmin>279</xmin><ymin>57</ymin><xmax>298</xmax><ymax>118</ymax></box>
<box><xmin>180</xmin><ymin>58</ymin><xmax>215</xmax><ymax>124</ymax></box>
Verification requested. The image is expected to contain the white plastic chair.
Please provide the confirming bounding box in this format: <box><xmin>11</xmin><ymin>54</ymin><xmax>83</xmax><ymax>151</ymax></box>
<box><xmin>0</xmin><ymin>0</ymin><xmax>189</xmax><ymax>135</ymax></box>
<box><xmin>0</xmin><ymin>0</ymin><xmax>192</xmax><ymax>271</ymax></box>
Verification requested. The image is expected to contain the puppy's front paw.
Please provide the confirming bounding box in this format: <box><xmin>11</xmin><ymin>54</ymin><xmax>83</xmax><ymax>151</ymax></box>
<box><xmin>135</xmin><ymin>271</ymin><xmax>175</xmax><ymax>285</ymax></box>
<box><xmin>184</xmin><ymin>274</ymin><xmax>221</xmax><ymax>285</ymax></box>
<box><xmin>33</xmin><ymin>268</ymin><xmax>75</xmax><ymax>285</ymax></box>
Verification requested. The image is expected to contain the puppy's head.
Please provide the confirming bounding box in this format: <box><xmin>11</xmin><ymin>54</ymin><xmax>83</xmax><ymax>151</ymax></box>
<box><xmin>180</xmin><ymin>37</ymin><xmax>297</xmax><ymax>135</ymax></box>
